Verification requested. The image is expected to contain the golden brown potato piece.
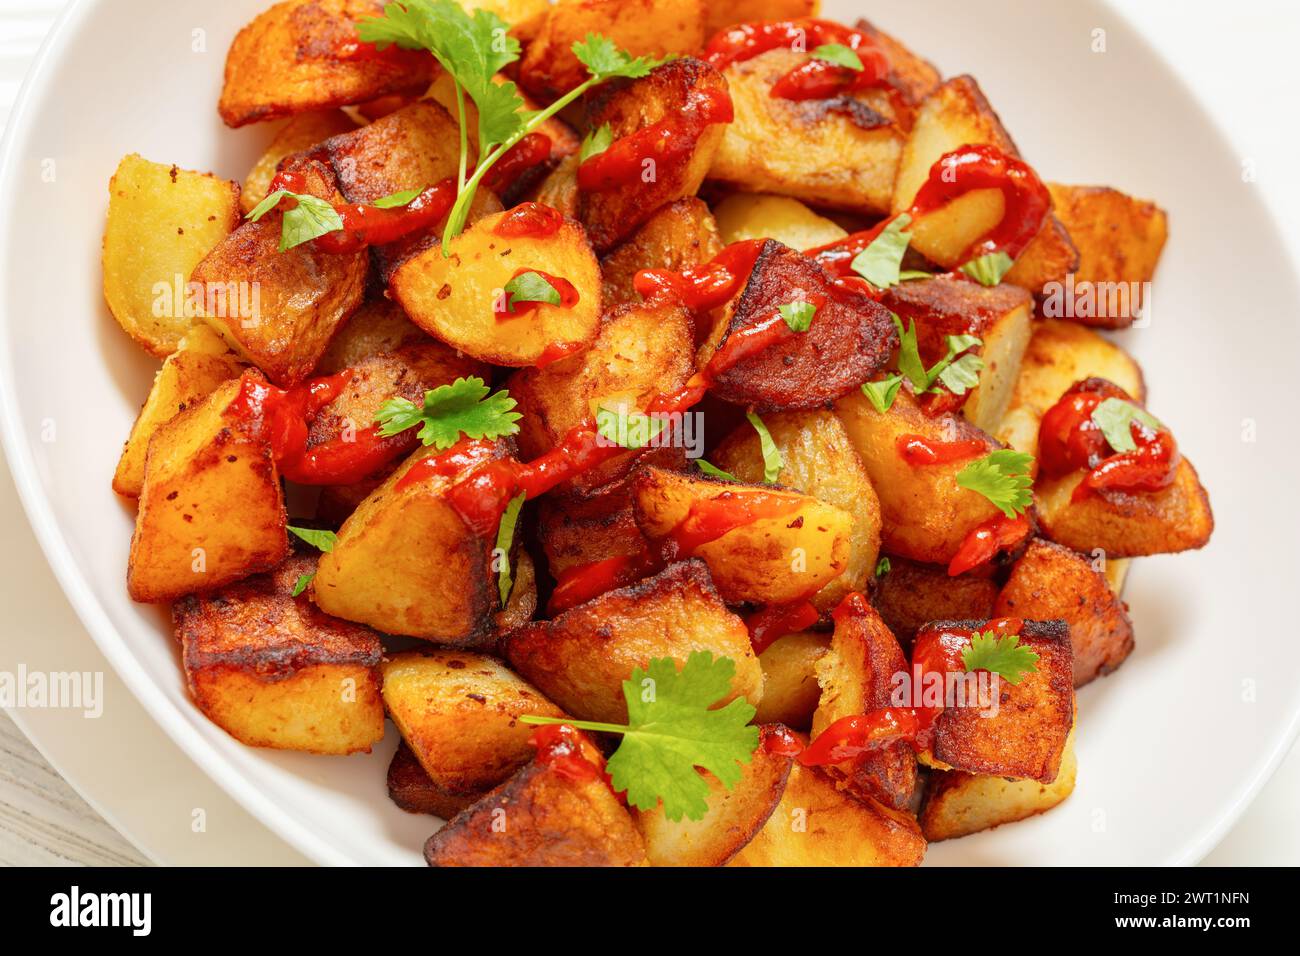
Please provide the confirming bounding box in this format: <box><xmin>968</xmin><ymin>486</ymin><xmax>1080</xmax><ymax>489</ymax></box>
<box><xmin>729</xmin><ymin>760</ymin><xmax>926</xmax><ymax>867</ymax></box>
<box><xmin>810</xmin><ymin>598</ymin><xmax>916</xmax><ymax>810</ymax></box>
<box><xmin>507</xmin><ymin>299</ymin><xmax>695</xmax><ymax>495</ymax></box>
<box><xmin>313</xmin><ymin>441</ymin><xmax>511</xmax><ymax>642</ymax></box>
<box><xmin>753</xmin><ymin>631</ymin><xmax>830</xmax><ymax>729</ymax></box>
<box><xmin>381</xmin><ymin>649</ymin><xmax>565</xmax><ymax>796</ymax></box>
<box><xmin>834</xmin><ymin>388</ymin><xmax>1004</xmax><ymax>564</ymax></box>
<box><xmin>853</xmin><ymin>18</ymin><xmax>942</xmax><ymax>106</ymax></box>
<box><xmin>537</xmin><ymin>482</ymin><xmax>651</xmax><ymax>578</ymax></box>
<box><xmin>635</xmin><ymin>727</ymin><xmax>793</xmax><ymax>866</ymax></box>
<box><xmin>424</xmin><ymin>730</ymin><xmax>647</xmax><ymax>866</ymax></box>
<box><xmin>709</xmin><ymin>48</ymin><xmax>906</xmax><ymax>214</ymax></box>
<box><xmin>712</xmin><ymin>193</ymin><xmax>847</xmax><ymax>252</ymax></box>
<box><xmin>921</xmin><ymin>729</ymin><xmax>1076</xmax><ymax>841</ymax></box>
<box><xmin>391</xmin><ymin>206</ymin><xmax>602</xmax><ymax>367</ymax></box>
<box><xmin>1036</xmin><ymin>458</ymin><xmax>1213</xmax><ymax>559</ymax></box>
<box><xmin>631</xmin><ymin>467</ymin><xmax>854</xmax><ymax>605</ymax></box>
<box><xmin>703</xmin><ymin>240</ymin><xmax>897</xmax><ymax>411</ymax></box>
<box><xmin>873</xmin><ymin>556</ymin><xmax>998</xmax><ymax>649</ymax></box>
<box><xmin>102</xmin><ymin>154</ymin><xmax>242</xmax><ymax>357</ymax></box>
<box><xmin>315</xmin><ymin>296</ymin><xmax>432</xmax><ymax>372</ymax></box>
<box><xmin>242</xmin><ymin>110</ymin><xmax>358</xmax><ymax>213</ymax></box>
<box><xmin>880</xmin><ymin>276</ymin><xmax>1033</xmax><ymax>434</ymax></box>
<box><xmin>218</xmin><ymin>0</ymin><xmax>436</xmax><ymax>128</ymax></box>
<box><xmin>1042</xmin><ymin>183</ymin><xmax>1168</xmax><ymax>329</ymax></box>
<box><xmin>519</xmin><ymin>0</ymin><xmax>707</xmax><ymax>101</ymax></box>
<box><xmin>387</xmin><ymin>741</ymin><xmax>481</xmax><ymax>818</ymax></box>
<box><xmin>528</xmin><ymin>154</ymin><xmax>580</xmax><ymax>219</ymax></box>
<box><xmin>113</xmin><ymin>325</ymin><xmax>247</xmax><ymax>498</ymax></box>
<box><xmin>704</xmin><ymin>0</ymin><xmax>818</xmax><ymax>40</ymax></box>
<box><xmin>128</xmin><ymin>375</ymin><xmax>289</xmax><ymax>603</ymax></box>
<box><xmin>712</xmin><ymin>409</ymin><xmax>881</xmax><ymax>611</ymax></box>
<box><xmin>579</xmin><ymin>58</ymin><xmax>728</xmax><ymax>252</ymax></box>
<box><xmin>505</xmin><ymin>560</ymin><xmax>762</xmax><ymax>723</ymax></box>
<box><xmin>175</xmin><ymin>551</ymin><xmax>383</xmax><ymax>754</ymax></box>
<box><xmin>923</xmin><ymin>619</ymin><xmax>1073</xmax><ymax>783</ymax></box>
<box><xmin>600</xmin><ymin>198</ymin><xmax>723</xmax><ymax>307</ymax></box>
<box><xmin>996</xmin><ymin>538</ymin><xmax>1133</xmax><ymax>687</ymax></box>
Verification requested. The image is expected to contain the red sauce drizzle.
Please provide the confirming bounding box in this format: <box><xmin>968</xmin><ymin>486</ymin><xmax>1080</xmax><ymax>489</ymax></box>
<box><xmin>493</xmin><ymin>201</ymin><xmax>566</xmax><ymax>239</ymax></box>
<box><xmin>746</xmin><ymin>600</ymin><xmax>821</xmax><ymax>655</ymax></box>
<box><xmin>484</xmin><ymin>132</ymin><xmax>553</xmax><ymax>193</ymax></box>
<box><xmin>761</xmin><ymin>724</ymin><xmax>805</xmax><ymax>758</ymax></box>
<box><xmin>528</xmin><ymin>724</ymin><xmax>603</xmax><ymax>783</ymax></box>
<box><xmin>895</xmin><ymin>434</ymin><xmax>988</xmax><ymax>467</ymax></box>
<box><xmin>947</xmin><ymin>514</ymin><xmax>1031</xmax><ymax>577</ymax></box>
<box><xmin>634</xmin><ymin>238</ymin><xmax>765</xmax><ymax>312</ymax></box>
<box><xmin>663</xmin><ymin>490</ymin><xmax>803</xmax><ymax>559</ymax></box>
<box><xmin>704</xmin><ymin>19</ymin><xmax>889</xmax><ymax>101</ymax></box>
<box><xmin>547</xmin><ymin>549</ymin><xmax>658</xmax><ymax>616</ymax></box>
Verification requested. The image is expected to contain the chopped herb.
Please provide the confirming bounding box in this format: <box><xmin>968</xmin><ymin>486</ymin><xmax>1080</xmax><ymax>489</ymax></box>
<box><xmin>962</xmin><ymin>630</ymin><xmax>1040</xmax><ymax>684</ymax></box>
<box><xmin>495</xmin><ymin>492</ymin><xmax>526</xmax><ymax>606</ymax></box>
<box><xmin>961</xmin><ymin>250</ymin><xmax>1014</xmax><ymax>287</ymax></box>
<box><xmin>747</xmin><ymin>411</ymin><xmax>783</xmax><ymax>484</ymax></box>
<box><xmin>851</xmin><ymin>214</ymin><xmax>912</xmax><ymax>289</ymax></box>
<box><xmin>956</xmin><ymin>449</ymin><xmax>1035</xmax><ymax>518</ymax></box>
<box><xmin>778</xmin><ymin>300</ymin><xmax>817</xmax><ymax>332</ymax></box>
<box><xmin>374</xmin><ymin>376</ymin><xmax>521</xmax><ymax>449</ymax></box>
<box><xmin>287</xmin><ymin>526</ymin><xmax>337</xmax><ymax>553</ymax></box>
<box><xmin>1091</xmin><ymin>397</ymin><xmax>1164</xmax><ymax>454</ymax></box>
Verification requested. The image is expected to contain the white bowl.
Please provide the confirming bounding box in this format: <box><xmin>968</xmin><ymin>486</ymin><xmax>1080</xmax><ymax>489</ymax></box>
<box><xmin>2</xmin><ymin>0</ymin><xmax>1298</xmax><ymax>866</ymax></box>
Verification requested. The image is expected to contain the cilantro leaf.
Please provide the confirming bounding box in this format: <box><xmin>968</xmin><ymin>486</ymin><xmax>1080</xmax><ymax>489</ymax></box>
<box><xmin>1090</xmin><ymin>397</ymin><xmax>1164</xmax><ymax>454</ymax></box>
<box><xmin>961</xmin><ymin>250</ymin><xmax>1014</xmax><ymax>287</ymax></box>
<box><xmin>811</xmin><ymin>43</ymin><xmax>864</xmax><ymax>71</ymax></box>
<box><xmin>374</xmin><ymin>376</ymin><xmax>521</xmax><ymax>449</ymax></box>
<box><xmin>697</xmin><ymin>460</ymin><xmax>738</xmax><ymax>481</ymax></box>
<box><xmin>503</xmin><ymin>270</ymin><xmax>560</xmax><ymax>312</ymax></box>
<box><xmin>287</xmin><ymin>526</ymin><xmax>337</xmax><ymax>553</ymax></box>
<box><xmin>746</xmin><ymin>411</ymin><xmax>783</xmax><ymax>484</ymax></box>
<box><xmin>372</xmin><ymin>188</ymin><xmax>421</xmax><ymax>208</ymax></box>
<box><xmin>927</xmin><ymin>333</ymin><xmax>984</xmax><ymax>395</ymax></box>
<box><xmin>899</xmin><ymin>269</ymin><xmax>934</xmax><ymax>281</ymax></box>
<box><xmin>246</xmin><ymin>189</ymin><xmax>344</xmax><ymax>252</ymax></box>
<box><xmin>291</xmin><ymin>572</ymin><xmax>314</xmax><ymax>597</ymax></box>
<box><xmin>595</xmin><ymin>405</ymin><xmax>668</xmax><ymax>449</ymax></box>
<box><xmin>246</xmin><ymin>189</ymin><xmax>289</xmax><ymax>222</ymax></box>
<box><xmin>851</xmin><ymin>214</ymin><xmax>912</xmax><ymax>289</ymax></box>
<box><xmin>891</xmin><ymin>312</ymin><xmax>929</xmax><ymax>392</ymax></box>
<box><xmin>956</xmin><ymin>449</ymin><xmax>1035</xmax><ymax>518</ymax></box>
<box><xmin>572</xmin><ymin>33</ymin><xmax>670</xmax><ymax>81</ymax></box>
<box><xmin>962</xmin><ymin>630</ymin><xmax>1040</xmax><ymax>684</ymax></box>
<box><xmin>494</xmin><ymin>492</ymin><xmax>525</xmax><ymax>606</ymax></box>
<box><xmin>778</xmin><ymin>300</ymin><xmax>817</xmax><ymax>333</ymax></box>
<box><xmin>875</xmin><ymin>556</ymin><xmax>891</xmax><ymax>577</ymax></box>
<box><xmin>580</xmin><ymin>123</ymin><xmax>613</xmax><ymax>162</ymax></box>
<box><xmin>862</xmin><ymin>374</ymin><xmax>903</xmax><ymax>413</ymax></box>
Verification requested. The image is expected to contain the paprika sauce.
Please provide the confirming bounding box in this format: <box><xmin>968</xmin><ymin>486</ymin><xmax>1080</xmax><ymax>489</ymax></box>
<box><xmin>703</xmin><ymin>19</ymin><xmax>890</xmax><ymax>102</ymax></box>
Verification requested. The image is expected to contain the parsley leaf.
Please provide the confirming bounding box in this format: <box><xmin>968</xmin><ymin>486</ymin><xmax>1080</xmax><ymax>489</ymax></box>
<box><xmin>580</xmin><ymin>122</ymin><xmax>613</xmax><ymax>162</ymax></box>
<box><xmin>246</xmin><ymin>189</ymin><xmax>344</xmax><ymax>252</ymax></box>
<box><xmin>851</xmin><ymin>214</ymin><xmax>912</xmax><ymax>289</ymax></box>
<box><xmin>956</xmin><ymin>449</ymin><xmax>1035</xmax><ymax>518</ymax></box>
<box><xmin>892</xmin><ymin>312</ymin><xmax>929</xmax><ymax>392</ymax></box>
<box><xmin>572</xmin><ymin>33</ymin><xmax>670</xmax><ymax>81</ymax></box>
<box><xmin>502</xmin><ymin>271</ymin><xmax>560</xmax><ymax>312</ymax></box>
<box><xmin>778</xmin><ymin>300</ymin><xmax>817</xmax><ymax>332</ymax></box>
<box><xmin>862</xmin><ymin>374</ymin><xmax>903</xmax><ymax>413</ymax></box>
<box><xmin>926</xmin><ymin>333</ymin><xmax>984</xmax><ymax>395</ymax></box>
<box><xmin>372</xmin><ymin>188</ymin><xmax>421</xmax><ymax>208</ymax></box>
<box><xmin>962</xmin><ymin>631</ymin><xmax>1040</xmax><ymax>684</ymax></box>
<box><xmin>1090</xmin><ymin>397</ymin><xmax>1164</xmax><ymax>454</ymax></box>
<box><xmin>899</xmin><ymin>269</ymin><xmax>934</xmax><ymax>281</ymax></box>
<box><xmin>521</xmin><ymin>652</ymin><xmax>760</xmax><ymax>822</ymax></box>
<box><xmin>595</xmin><ymin>405</ymin><xmax>667</xmax><ymax>449</ymax></box>
<box><xmin>287</xmin><ymin>526</ymin><xmax>337</xmax><ymax>553</ymax></box>
<box><xmin>811</xmin><ymin>43</ymin><xmax>863</xmax><ymax>71</ymax></box>
<box><xmin>494</xmin><ymin>492</ymin><xmax>525</xmax><ymax>606</ymax></box>
<box><xmin>291</xmin><ymin>572</ymin><xmax>315</xmax><ymax>597</ymax></box>
<box><xmin>746</xmin><ymin>411</ymin><xmax>783</xmax><ymax>483</ymax></box>
<box><xmin>697</xmin><ymin>460</ymin><xmax>738</xmax><ymax>481</ymax></box>
<box><xmin>961</xmin><ymin>250</ymin><xmax>1014</xmax><ymax>287</ymax></box>
<box><xmin>374</xmin><ymin>376</ymin><xmax>521</xmax><ymax>449</ymax></box>
<box><xmin>875</xmin><ymin>556</ymin><xmax>892</xmax><ymax>577</ymax></box>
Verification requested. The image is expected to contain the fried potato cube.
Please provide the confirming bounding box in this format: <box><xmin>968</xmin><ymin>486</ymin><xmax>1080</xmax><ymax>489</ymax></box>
<box><xmin>527</xmin><ymin>154</ymin><xmax>580</xmax><ymax>219</ymax></box>
<box><xmin>390</xmin><ymin>206</ymin><xmax>602</xmax><ymax>367</ymax></box>
<box><xmin>753</xmin><ymin>631</ymin><xmax>830</xmax><ymax>729</ymax></box>
<box><xmin>712</xmin><ymin>193</ymin><xmax>848</xmax><ymax>252</ymax></box>
<box><xmin>507</xmin><ymin>299</ymin><xmax>695</xmax><ymax>495</ymax></box>
<box><xmin>312</xmin><ymin>441</ymin><xmax>512</xmax><ymax>641</ymax></box>
<box><xmin>381</xmin><ymin>650</ymin><xmax>565</xmax><ymax>796</ymax></box>
<box><xmin>113</xmin><ymin>325</ymin><xmax>247</xmax><ymax>498</ymax></box>
<box><xmin>424</xmin><ymin>732</ymin><xmax>647</xmax><ymax>866</ymax></box>
<box><xmin>923</xmin><ymin>619</ymin><xmax>1074</xmax><ymax>783</ymax></box>
<box><xmin>996</xmin><ymin>538</ymin><xmax>1133</xmax><ymax>687</ymax></box>
<box><xmin>880</xmin><ymin>276</ymin><xmax>1033</xmax><ymax>434</ymax></box>
<box><xmin>537</xmin><ymin>482</ymin><xmax>650</xmax><ymax>578</ymax></box>
<box><xmin>505</xmin><ymin>560</ymin><xmax>762</xmax><ymax>723</ymax></box>
<box><xmin>387</xmin><ymin>741</ymin><xmax>481</xmax><ymax>818</ymax></box>
<box><xmin>853</xmin><ymin>18</ymin><xmax>942</xmax><ymax>106</ymax></box>
<box><xmin>712</xmin><ymin>409</ymin><xmax>881</xmax><ymax>611</ymax></box>
<box><xmin>635</xmin><ymin>727</ymin><xmax>793</xmax><ymax>866</ymax></box>
<box><xmin>241</xmin><ymin>109</ymin><xmax>358</xmax><ymax>213</ymax></box>
<box><xmin>102</xmin><ymin>154</ymin><xmax>241</xmax><ymax>357</ymax></box>
<box><xmin>1035</xmin><ymin>458</ymin><xmax>1213</xmax><ymax>558</ymax></box>
<box><xmin>921</xmin><ymin>729</ymin><xmax>1076</xmax><ymax>841</ymax></box>
<box><xmin>729</xmin><ymin>760</ymin><xmax>926</xmax><ymax>866</ymax></box>
<box><xmin>600</xmin><ymin>197</ymin><xmax>723</xmax><ymax>307</ymax></box>
<box><xmin>811</xmin><ymin>599</ymin><xmax>916</xmax><ymax>809</ymax></box>
<box><xmin>873</xmin><ymin>556</ymin><xmax>998</xmax><ymax>649</ymax></box>
<box><xmin>128</xmin><ymin>375</ymin><xmax>289</xmax><ymax>603</ymax></box>
<box><xmin>315</xmin><ymin>296</ymin><xmax>433</xmax><ymax>372</ymax></box>
<box><xmin>519</xmin><ymin>0</ymin><xmax>707</xmax><ymax>101</ymax></box>
<box><xmin>703</xmin><ymin>240</ymin><xmax>897</xmax><ymax>410</ymax></box>
<box><xmin>709</xmin><ymin>48</ymin><xmax>906</xmax><ymax>214</ymax></box>
<box><xmin>834</xmin><ymin>388</ymin><xmax>1003</xmax><ymax>564</ymax></box>
<box><xmin>174</xmin><ymin>551</ymin><xmax>383</xmax><ymax>753</ymax></box>
<box><xmin>580</xmin><ymin>58</ymin><xmax>728</xmax><ymax>252</ymax></box>
<box><xmin>631</xmin><ymin>467</ymin><xmax>854</xmax><ymax>605</ymax></box>
<box><xmin>218</xmin><ymin>0</ymin><xmax>436</xmax><ymax>127</ymax></box>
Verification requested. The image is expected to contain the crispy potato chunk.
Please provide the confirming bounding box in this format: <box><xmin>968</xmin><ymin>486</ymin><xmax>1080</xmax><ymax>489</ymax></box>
<box><xmin>729</xmin><ymin>760</ymin><xmax>926</xmax><ymax>866</ymax></box>
<box><xmin>753</xmin><ymin>631</ymin><xmax>830</xmax><ymax>729</ymax></box>
<box><xmin>528</xmin><ymin>154</ymin><xmax>580</xmax><ymax>219</ymax></box>
<box><xmin>579</xmin><ymin>58</ymin><xmax>729</xmax><ymax>252</ymax></box>
<box><xmin>241</xmin><ymin>110</ymin><xmax>357</xmax><ymax>213</ymax></box>
<box><xmin>505</xmin><ymin>560</ymin><xmax>762</xmax><ymax>723</ymax></box>
<box><xmin>391</xmin><ymin>206</ymin><xmax>602</xmax><ymax>367</ymax></box>
<box><xmin>537</xmin><ymin>482</ymin><xmax>650</xmax><ymax>578</ymax></box>
<box><xmin>834</xmin><ymin>388</ymin><xmax>1003</xmax><ymax>564</ymax></box>
<box><xmin>424</xmin><ymin>731</ymin><xmax>647</xmax><ymax>866</ymax></box>
<box><xmin>923</xmin><ymin>619</ymin><xmax>1073</xmax><ymax>783</ymax></box>
<box><xmin>853</xmin><ymin>18</ymin><xmax>942</xmax><ymax>106</ymax></box>
<box><xmin>520</xmin><ymin>0</ymin><xmax>707</xmax><ymax>100</ymax></box>
<box><xmin>635</xmin><ymin>728</ymin><xmax>793</xmax><ymax>866</ymax></box>
<box><xmin>712</xmin><ymin>193</ymin><xmax>848</xmax><ymax>252</ymax></box>
<box><xmin>996</xmin><ymin>538</ymin><xmax>1133</xmax><ymax>686</ymax></box>
<box><xmin>921</xmin><ymin>729</ymin><xmax>1076</xmax><ymax>841</ymax></box>
<box><xmin>102</xmin><ymin>154</ymin><xmax>241</xmax><ymax>357</ymax></box>
<box><xmin>710</xmin><ymin>48</ymin><xmax>906</xmax><ymax>214</ymax></box>
<box><xmin>315</xmin><ymin>296</ymin><xmax>432</xmax><ymax>372</ymax></box>
<box><xmin>704</xmin><ymin>0</ymin><xmax>818</xmax><ymax>39</ymax></box>
<box><xmin>631</xmin><ymin>467</ymin><xmax>854</xmax><ymax>605</ymax></box>
<box><xmin>218</xmin><ymin>0</ymin><xmax>435</xmax><ymax>127</ymax></box>
<box><xmin>381</xmin><ymin>650</ymin><xmax>565</xmax><ymax>796</ymax></box>
<box><xmin>600</xmin><ymin>198</ymin><xmax>723</xmax><ymax>307</ymax></box>
<box><xmin>128</xmin><ymin>375</ymin><xmax>289</xmax><ymax>603</ymax></box>
<box><xmin>113</xmin><ymin>325</ymin><xmax>246</xmax><ymax>498</ymax></box>
<box><xmin>175</xmin><ymin>551</ymin><xmax>383</xmax><ymax>754</ymax></box>
<box><xmin>712</xmin><ymin>410</ymin><xmax>881</xmax><ymax>611</ymax></box>
<box><xmin>387</xmin><ymin>741</ymin><xmax>481</xmax><ymax>818</ymax></box>
<box><xmin>873</xmin><ymin>557</ymin><xmax>998</xmax><ymax>649</ymax></box>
